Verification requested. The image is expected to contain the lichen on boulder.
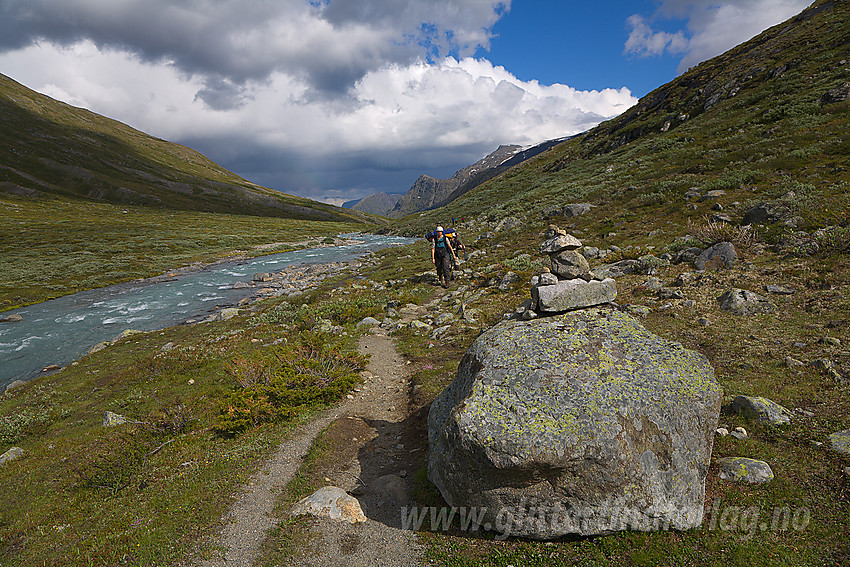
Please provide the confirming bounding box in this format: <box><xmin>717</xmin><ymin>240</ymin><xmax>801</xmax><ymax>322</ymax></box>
<box><xmin>428</xmin><ymin>307</ymin><xmax>722</xmax><ymax>539</ymax></box>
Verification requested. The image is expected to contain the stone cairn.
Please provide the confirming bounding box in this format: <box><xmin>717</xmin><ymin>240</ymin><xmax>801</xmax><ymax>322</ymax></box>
<box><xmin>515</xmin><ymin>225</ymin><xmax>617</xmax><ymax>320</ymax></box>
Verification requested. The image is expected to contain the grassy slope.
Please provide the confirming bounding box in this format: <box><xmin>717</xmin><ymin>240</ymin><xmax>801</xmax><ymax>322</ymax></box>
<box><xmin>390</xmin><ymin>0</ymin><xmax>849</xmax><ymax>238</ymax></box>
<box><xmin>0</xmin><ymin>72</ymin><xmax>376</xmax><ymax>224</ymax></box>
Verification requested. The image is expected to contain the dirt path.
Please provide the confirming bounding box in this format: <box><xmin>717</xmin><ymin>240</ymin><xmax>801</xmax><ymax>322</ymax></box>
<box><xmin>192</xmin><ymin>327</ymin><xmax>423</xmax><ymax>567</ymax></box>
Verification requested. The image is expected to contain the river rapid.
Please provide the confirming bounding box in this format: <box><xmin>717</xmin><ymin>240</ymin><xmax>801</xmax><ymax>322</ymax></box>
<box><xmin>0</xmin><ymin>233</ymin><xmax>414</xmax><ymax>391</ymax></box>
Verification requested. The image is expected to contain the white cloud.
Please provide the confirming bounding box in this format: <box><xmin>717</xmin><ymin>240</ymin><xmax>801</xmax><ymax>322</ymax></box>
<box><xmin>624</xmin><ymin>15</ymin><xmax>688</xmax><ymax>58</ymax></box>
<box><xmin>625</xmin><ymin>0</ymin><xmax>812</xmax><ymax>72</ymax></box>
<box><xmin>0</xmin><ymin>40</ymin><xmax>636</xmax><ymax>199</ymax></box>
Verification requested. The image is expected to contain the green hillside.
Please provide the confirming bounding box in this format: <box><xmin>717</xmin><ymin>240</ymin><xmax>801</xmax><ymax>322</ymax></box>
<box><xmin>0</xmin><ymin>73</ymin><xmax>372</xmax><ymax>224</ymax></box>
<box><xmin>391</xmin><ymin>0</ymin><xmax>849</xmax><ymax>238</ymax></box>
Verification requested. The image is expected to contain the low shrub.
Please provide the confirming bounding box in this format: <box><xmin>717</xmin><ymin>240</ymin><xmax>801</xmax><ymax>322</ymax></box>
<box><xmin>686</xmin><ymin>216</ymin><xmax>761</xmax><ymax>247</ymax></box>
<box><xmin>214</xmin><ymin>335</ymin><xmax>366</xmax><ymax>434</ymax></box>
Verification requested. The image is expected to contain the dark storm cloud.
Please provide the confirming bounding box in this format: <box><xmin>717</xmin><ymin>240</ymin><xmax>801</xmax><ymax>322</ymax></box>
<box><xmin>0</xmin><ymin>0</ymin><xmax>509</xmax><ymax>103</ymax></box>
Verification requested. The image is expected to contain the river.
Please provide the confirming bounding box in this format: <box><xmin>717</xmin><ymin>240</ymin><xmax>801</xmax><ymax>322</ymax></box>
<box><xmin>0</xmin><ymin>233</ymin><xmax>414</xmax><ymax>391</ymax></box>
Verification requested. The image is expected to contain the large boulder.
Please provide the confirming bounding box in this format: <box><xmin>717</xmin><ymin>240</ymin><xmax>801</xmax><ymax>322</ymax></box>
<box><xmin>428</xmin><ymin>308</ymin><xmax>722</xmax><ymax>539</ymax></box>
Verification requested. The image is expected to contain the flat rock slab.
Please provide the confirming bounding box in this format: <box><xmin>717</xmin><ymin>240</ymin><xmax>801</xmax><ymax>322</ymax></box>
<box><xmin>718</xmin><ymin>457</ymin><xmax>774</xmax><ymax>483</ymax></box>
<box><xmin>428</xmin><ymin>307</ymin><xmax>722</xmax><ymax>538</ymax></box>
<box><xmin>532</xmin><ymin>278</ymin><xmax>617</xmax><ymax>313</ymax></box>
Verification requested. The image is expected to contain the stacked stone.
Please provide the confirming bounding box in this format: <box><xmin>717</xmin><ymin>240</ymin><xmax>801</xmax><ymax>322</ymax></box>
<box><xmin>520</xmin><ymin>225</ymin><xmax>617</xmax><ymax>318</ymax></box>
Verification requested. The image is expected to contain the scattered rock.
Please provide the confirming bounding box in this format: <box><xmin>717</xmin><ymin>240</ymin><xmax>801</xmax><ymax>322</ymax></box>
<box><xmin>784</xmin><ymin>357</ymin><xmax>804</xmax><ymax>369</ymax></box>
<box><xmin>532</xmin><ymin>278</ymin><xmax>617</xmax><ymax>314</ymax></box>
<box><xmin>0</xmin><ymin>314</ymin><xmax>23</xmax><ymax>323</ymax></box>
<box><xmin>103</xmin><ymin>411</ymin><xmax>128</xmax><ymax>427</ymax></box>
<box><xmin>0</xmin><ymin>447</ymin><xmax>25</xmax><ymax>466</ymax></box>
<box><xmin>538</xmin><ymin>272</ymin><xmax>559</xmax><ymax>286</ymax></box>
<box><xmin>765</xmin><ymin>285</ymin><xmax>794</xmax><ymax>295</ymax></box>
<box><xmin>820</xmin><ymin>82</ymin><xmax>850</xmax><ymax>105</ymax></box>
<box><xmin>710</xmin><ymin>213</ymin><xmax>732</xmax><ymax>224</ymax></box>
<box><xmin>672</xmin><ymin>272</ymin><xmax>696</xmax><ymax>287</ymax></box>
<box><xmin>730</xmin><ymin>427</ymin><xmax>749</xmax><ymax>440</ymax></box>
<box><xmin>498</xmin><ymin>272</ymin><xmax>519</xmax><ymax>291</ymax></box>
<box><xmin>624</xmin><ymin>304</ymin><xmax>651</xmax><ymax>317</ymax></box>
<box><xmin>741</xmin><ymin>202</ymin><xmax>787</xmax><ymax>225</ymax></box>
<box><xmin>717</xmin><ymin>289</ymin><xmax>775</xmax><ymax>315</ymax></box>
<box><xmin>428</xmin><ymin>307</ymin><xmax>722</xmax><ymax>538</ymax></box>
<box><xmin>731</xmin><ymin>395</ymin><xmax>793</xmax><ymax>425</ymax></box>
<box><xmin>673</xmin><ymin>247</ymin><xmax>703</xmax><ymax>265</ymax></box>
<box><xmin>716</xmin><ymin>428</ymin><xmax>729</xmax><ymax>436</ymax></box>
<box><xmin>41</xmin><ymin>364</ymin><xmax>61</xmax><ymax>373</ymax></box>
<box><xmin>561</xmin><ymin>203</ymin><xmax>594</xmax><ymax>218</ymax></box>
<box><xmin>718</xmin><ymin>457</ymin><xmax>774</xmax><ymax>483</ymax></box>
<box><xmin>695</xmin><ymin>242</ymin><xmax>737</xmax><ymax>271</ymax></box>
<box><xmin>494</xmin><ymin>217</ymin><xmax>523</xmax><ymax>232</ymax></box>
<box><xmin>291</xmin><ymin>486</ymin><xmax>366</xmax><ymax>523</ymax></box>
<box><xmin>3</xmin><ymin>380</ymin><xmax>26</xmax><ymax>395</ymax></box>
<box><xmin>357</xmin><ymin>316</ymin><xmax>382</xmax><ymax>327</ymax></box>
<box><xmin>829</xmin><ymin>430</ymin><xmax>850</xmax><ymax>455</ymax></box>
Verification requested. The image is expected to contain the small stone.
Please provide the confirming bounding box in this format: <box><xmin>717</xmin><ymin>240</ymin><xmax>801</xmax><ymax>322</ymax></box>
<box><xmin>829</xmin><ymin>430</ymin><xmax>850</xmax><ymax>455</ymax></box>
<box><xmin>785</xmin><ymin>357</ymin><xmax>804</xmax><ymax>368</ymax></box>
<box><xmin>357</xmin><ymin>316</ymin><xmax>381</xmax><ymax>327</ymax></box>
<box><xmin>534</xmin><ymin>272</ymin><xmax>558</xmax><ymax>286</ymax></box>
<box><xmin>718</xmin><ymin>457</ymin><xmax>774</xmax><ymax>483</ymax></box>
<box><xmin>821</xmin><ymin>337</ymin><xmax>841</xmax><ymax>347</ymax></box>
<box><xmin>717</xmin><ymin>289</ymin><xmax>775</xmax><ymax>315</ymax></box>
<box><xmin>716</xmin><ymin>428</ymin><xmax>729</xmax><ymax>436</ymax></box>
<box><xmin>103</xmin><ymin>411</ymin><xmax>128</xmax><ymax>427</ymax></box>
<box><xmin>698</xmin><ymin>318</ymin><xmax>711</xmax><ymax>327</ymax></box>
<box><xmin>0</xmin><ymin>447</ymin><xmax>25</xmax><ymax>466</ymax></box>
<box><xmin>41</xmin><ymin>365</ymin><xmax>61</xmax><ymax>373</ymax></box>
<box><xmin>730</xmin><ymin>427</ymin><xmax>748</xmax><ymax>440</ymax></box>
<box><xmin>765</xmin><ymin>284</ymin><xmax>794</xmax><ymax>295</ymax></box>
<box><xmin>731</xmin><ymin>395</ymin><xmax>793</xmax><ymax>425</ymax></box>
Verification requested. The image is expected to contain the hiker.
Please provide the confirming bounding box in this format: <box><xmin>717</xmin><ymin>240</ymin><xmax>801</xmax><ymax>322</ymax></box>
<box><xmin>430</xmin><ymin>226</ymin><xmax>457</xmax><ymax>287</ymax></box>
<box><xmin>444</xmin><ymin>227</ymin><xmax>466</xmax><ymax>262</ymax></box>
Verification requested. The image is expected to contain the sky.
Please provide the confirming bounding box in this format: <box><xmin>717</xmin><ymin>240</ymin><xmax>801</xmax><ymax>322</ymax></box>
<box><xmin>0</xmin><ymin>0</ymin><xmax>812</xmax><ymax>206</ymax></box>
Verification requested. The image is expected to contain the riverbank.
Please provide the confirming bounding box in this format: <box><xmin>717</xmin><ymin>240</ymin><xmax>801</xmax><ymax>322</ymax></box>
<box><xmin>1</xmin><ymin>234</ymin><xmax>412</xmax><ymax>392</ymax></box>
<box><xmin>0</xmin><ymin>196</ymin><xmax>369</xmax><ymax>312</ymax></box>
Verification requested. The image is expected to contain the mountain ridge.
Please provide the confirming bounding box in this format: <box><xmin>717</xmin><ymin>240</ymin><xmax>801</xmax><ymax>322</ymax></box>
<box><xmin>389</xmin><ymin>0</ymin><xmax>849</xmax><ymax>236</ymax></box>
<box><xmin>0</xmin><ymin>73</ymin><xmax>374</xmax><ymax>224</ymax></box>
